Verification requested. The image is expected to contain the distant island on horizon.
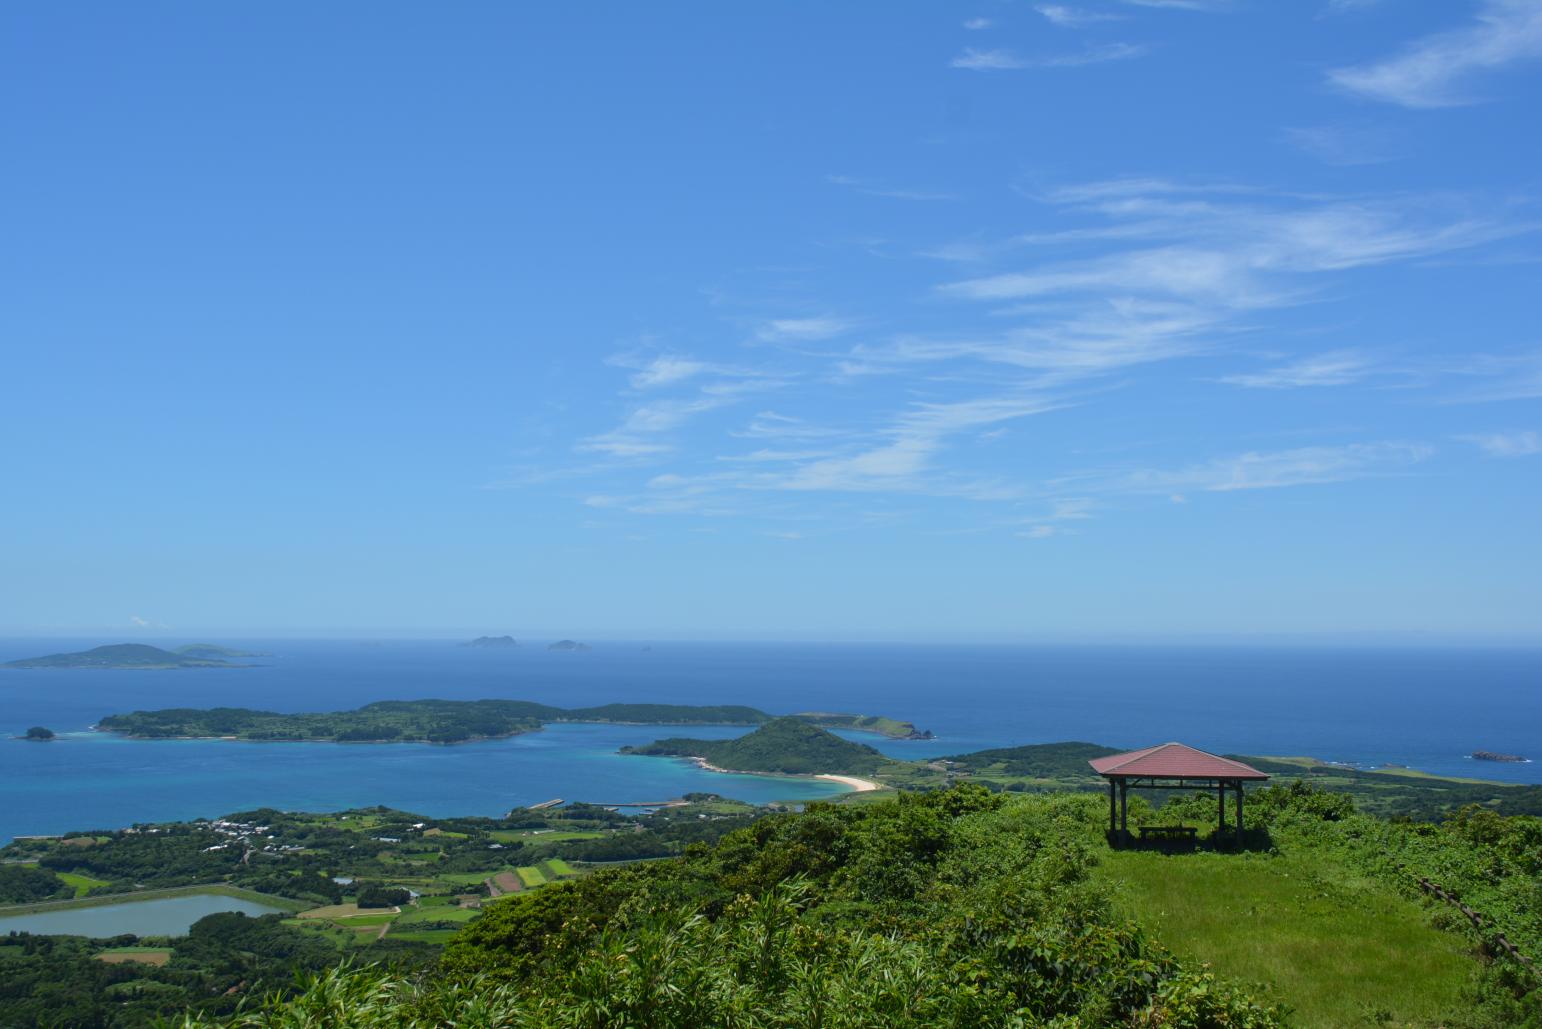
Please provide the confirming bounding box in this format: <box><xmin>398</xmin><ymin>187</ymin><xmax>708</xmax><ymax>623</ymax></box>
<box><xmin>461</xmin><ymin>635</ymin><xmax>518</xmax><ymax>648</ymax></box>
<box><xmin>547</xmin><ymin>639</ymin><xmax>591</xmax><ymax>652</ymax></box>
<box><xmin>2</xmin><ymin>643</ymin><xmax>258</xmax><ymax>670</ymax></box>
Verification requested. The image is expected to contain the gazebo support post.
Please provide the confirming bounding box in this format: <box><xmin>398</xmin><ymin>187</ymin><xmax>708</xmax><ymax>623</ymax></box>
<box><xmin>1235</xmin><ymin>782</ymin><xmax>1243</xmax><ymax>846</ymax></box>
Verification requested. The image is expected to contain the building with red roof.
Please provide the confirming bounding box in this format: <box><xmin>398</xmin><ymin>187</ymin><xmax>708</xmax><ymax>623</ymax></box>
<box><xmin>1090</xmin><ymin>742</ymin><xmax>1269</xmax><ymax>846</ymax></box>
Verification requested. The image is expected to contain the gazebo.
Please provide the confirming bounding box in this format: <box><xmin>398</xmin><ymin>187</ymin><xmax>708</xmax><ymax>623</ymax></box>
<box><xmin>1090</xmin><ymin>742</ymin><xmax>1269</xmax><ymax>846</ymax></box>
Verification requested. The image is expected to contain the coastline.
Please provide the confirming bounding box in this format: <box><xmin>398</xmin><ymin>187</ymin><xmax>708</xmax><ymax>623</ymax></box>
<box><xmin>687</xmin><ymin>756</ymin><xmax>884</xmax><ymax>794</ymax></box>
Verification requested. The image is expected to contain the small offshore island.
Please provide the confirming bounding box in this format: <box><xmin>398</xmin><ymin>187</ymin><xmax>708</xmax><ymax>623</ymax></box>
<box><xmin>95</xmin><ymin>699</ymin><xmax>934</xmax><ymax>745</ymax></box>
<box><xmin>2</xmin><ymin>643</ymin><xmax>256</xmax><ymax>670</ymax></box>
<box><xmin>461</xmin><ymin>635</ymin><xmax>518</xmax><ymax>648</ymax></box>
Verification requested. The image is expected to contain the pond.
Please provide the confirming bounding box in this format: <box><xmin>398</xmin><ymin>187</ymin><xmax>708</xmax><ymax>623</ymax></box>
<box><xmin>0</xmin><ymin>891</ymin><xmax>290</xmax><ymax>937</ymax></box>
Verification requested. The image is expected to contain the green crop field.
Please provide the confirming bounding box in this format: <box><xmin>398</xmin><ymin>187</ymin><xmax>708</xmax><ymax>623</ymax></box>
<box><xmin>1097</xmin><ymin>850</ymin><xmax>1477</xmax><ymax>1027</ymax></box>
<box><xmin>515</xmin><ymin>866</ymin><xmax>548</xmax><ymax>888</ymax></box>
<box><xmin>541</xmin><ymin>858</ymin><xmax>576</xmax><ymax>877</ymax></box>
<box><xmin>55</xmin><ymin>871</ymin><xmax>111</xmax><ymax>897</ymax></box>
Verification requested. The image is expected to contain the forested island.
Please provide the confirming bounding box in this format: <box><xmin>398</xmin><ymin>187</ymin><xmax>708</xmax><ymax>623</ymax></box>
<box><xmin>621</xmin><ymin>717</ymin><xmax>893</xmax><ymax>776</ymax></box>
<box><xmin>95</xmin><ymin>700</ymin><xmax>929</xmax><ymax>745</ymax></box>
<box><xmin>3</xmin><ymin>644</ymin><xmax>251</xmax><ymax>671</ymax></box>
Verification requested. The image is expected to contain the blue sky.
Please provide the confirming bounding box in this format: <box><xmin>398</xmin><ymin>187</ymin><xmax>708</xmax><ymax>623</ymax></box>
<box><xmin>3</xmin><ymin>1</ymin><xmax>1540</xmax><ymax>641</ymax></box>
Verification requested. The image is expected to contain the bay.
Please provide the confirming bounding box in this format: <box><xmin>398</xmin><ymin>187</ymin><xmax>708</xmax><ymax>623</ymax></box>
<box><xmin>2</xmin><ymin>639</ymin><xmax>1538</xmax><ymax>843</ymax></box>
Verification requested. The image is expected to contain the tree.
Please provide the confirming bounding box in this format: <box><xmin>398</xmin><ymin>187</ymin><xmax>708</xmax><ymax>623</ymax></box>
<box><xmin>24</xmin><ymin>726</ymin><xmax>54</xmax><ymax>740</ymax></box>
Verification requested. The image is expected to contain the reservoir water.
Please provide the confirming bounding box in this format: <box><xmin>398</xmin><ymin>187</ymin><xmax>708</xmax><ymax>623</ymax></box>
<box><xmin>0</xmin><ymin>892</ymin><xmax>290</xmax><ymax>937</ymax></box>
<box><xmin>2</xmin><ymin>638</ymin><xmax>1538</xmax><ymax>842</ymax></box>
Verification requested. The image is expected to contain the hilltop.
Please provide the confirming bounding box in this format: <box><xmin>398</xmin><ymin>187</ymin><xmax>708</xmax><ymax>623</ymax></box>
<box><xmin>621</xmin><ymin>716</ymin><xmax>892</xmax><ymax>776</ymax></box>
<box><xmin>2</xmin><ymin>644</ymin><xmax>245</xmax><ymax>670</ymax></box>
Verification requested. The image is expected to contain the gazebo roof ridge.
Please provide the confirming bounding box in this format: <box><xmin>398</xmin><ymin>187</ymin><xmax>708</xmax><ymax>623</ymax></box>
<box><xmin>1089</xmin><ymin>741</ymin><xmax>1270</xmax><ymax>780</ymax></box>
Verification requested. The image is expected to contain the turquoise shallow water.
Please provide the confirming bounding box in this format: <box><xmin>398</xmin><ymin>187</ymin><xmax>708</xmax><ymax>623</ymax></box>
<box><xmin>0</xmin><ymin>893</ymin><xmax>289</xmax><ymax>936</ymax></box>
<box><xmin>2</xmin><ymin>639</ymin><xmax>1539</xmax><ymax>842</ymax></box>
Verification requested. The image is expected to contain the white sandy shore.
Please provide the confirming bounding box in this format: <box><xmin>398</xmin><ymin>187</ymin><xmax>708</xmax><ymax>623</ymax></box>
<box><xmin>686</xmin><ymin>757</ymin><xmax>883</xmax><ymax>793</ymax></box>
<box><xmin>814</xmin><ymin>773</ymin><xmax>881</xmax><ymax>792</ymax></box>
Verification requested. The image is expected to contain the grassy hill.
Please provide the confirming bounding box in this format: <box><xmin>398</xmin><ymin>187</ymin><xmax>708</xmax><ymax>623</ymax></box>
<box><xmin>3</xmin><ymin>644</ymin><xmax>240</xmax><ymax>670</ymax></box>
<box><xmin>156</xmin><ymin>781</ymin><xmax>1542</xmax><ymax>1028</ymax></box>
<box><xmin>621</xmin><ymin>717</ymin><xmax>892</xmax><ymax>775</ymax></box>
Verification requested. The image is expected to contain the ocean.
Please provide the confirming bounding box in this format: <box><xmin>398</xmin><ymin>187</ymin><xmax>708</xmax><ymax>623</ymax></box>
<box><xmin>2</xmin><ymin>638</ymin><xmax>1538</xmax><ymax>843</ymax></box>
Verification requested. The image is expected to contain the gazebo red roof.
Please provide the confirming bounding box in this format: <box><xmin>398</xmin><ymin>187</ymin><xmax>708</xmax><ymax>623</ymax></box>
<box><xmin>1089</xmin><ymin>743</ymin><xmax>1269</xmax><ymax>781</ymax></box>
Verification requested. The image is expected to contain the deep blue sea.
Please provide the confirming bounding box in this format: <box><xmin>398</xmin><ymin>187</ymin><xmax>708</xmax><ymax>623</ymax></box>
<box><xmin>2</xmin><ymin>639</ymin><xmax>1539</xmax><ymax>843</ymax></box>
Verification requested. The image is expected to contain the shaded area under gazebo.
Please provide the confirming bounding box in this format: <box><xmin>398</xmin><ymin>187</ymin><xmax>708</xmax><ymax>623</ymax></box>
<box><xmin>1090</xmin><ymin>742</ymin><xmax>1270</xmax><ymax>847</ymax></box>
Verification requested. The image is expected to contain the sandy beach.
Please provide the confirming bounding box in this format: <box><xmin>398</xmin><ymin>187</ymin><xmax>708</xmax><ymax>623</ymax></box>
<box><xmin>688</xmin><ymin>757</ymin><xmax>882</xmax><ymax>793</ymax></box>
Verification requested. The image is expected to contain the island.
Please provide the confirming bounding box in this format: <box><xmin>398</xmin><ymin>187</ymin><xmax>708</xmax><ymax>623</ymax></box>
<box><xmin>789</xmin><ymin>712</ymin><xmax>934</xmax><ymax>740</ymax></box>
<box><xmin>462</xmin><ymin>636</ymin><xmax>518</xmax><ymax>648</ymax></box>
<box><xmin>22</xmin><ymin>726</ymin><xmax>54</xmax><ymax>741</ymax></box>
<box><xmin>94</xmin><ymin>699</ymin><xmax>925</xmax><ymax>746</ymax></box>
<box><xmin>2</xmin><ymin>643</ymin><xmax>249</xmax><ymax>670</ymax></box>
<box><xmin>547</xmin><ymin>639</ymin><xmax>591</xmax><ymax>651</ymax></box>
<box><xmin>95</xmin><ymin>699</ymin><xmax>930</xmax><ymax>744</ymax></box>
<box><xmin>174</xmin><ymin>643</ymin><xmax>265</xmax><ymax>659</ymax></box>
<box><xmin>621</xmin><ymin>717</ymin><xmax>893</xmax><ymax>777</ymax></box>
<box><xmin>1472</xmin><ymin>750</ymin><xmax>1529</xmax><ymax>763</ymax></box>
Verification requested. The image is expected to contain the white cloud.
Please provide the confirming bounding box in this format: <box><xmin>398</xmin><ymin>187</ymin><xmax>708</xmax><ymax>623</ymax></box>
<box><xmin>771</xmin><ymin>393</ymin><xmax>1061</xmax><ymax>496</ymax></box>
<box><xmin>130</xmin><ymin>615</ymin><xmax>150</xmax><ymax>627</ymax></box>
<box><xmin>1458</xmin><ymin>430</ymin><xmax>1542</xmax><ymax>456</ymax></box>
<box><xmin>1219</xmin><ymin>350</ymin><xmax>1374</xmax><ymax>389</ymax></box>
<box><xmin>1329</xmin><ymin>0</ymin><xmax>1542</xmax><ymax>108</ymax></box>
<box><xmin>1443</xmin><ymin>350</ymin><xmax>1542</xmax><ymax>401</ymax></box>
<box><xmin>1020</xmin><ymin>525</ymin><xmax>1058</xmax><ymax>538</ymax></box>
<box><xmin>951</xmin><ymin>48</ymin><xmax>1027</xmax><ymax>70</ymax></box>
<box><xmin>963</xmin><ymin>17</ymin><xmax>993</xmax><ymax>30</ymax></box>
<box><xmin>756</xmin><ymin>316</ymin><xmax>855</xmax><ymax>343</ymax></box>
<box><xmin>1105</xmin><ymin>442</ymin><xmax>1433</xmax><ymax>493</ymax></box>
<box><xmin>952</xmin><ymin>43</ymin><xmax>1147</xmax><ymax>70</ymax></box>
<box><xmin>1036</xmin><ymin>4</ymin><xmax>1120</xmax><ymax>27</ymax></box>
<box><xmin>627</xmin><ymin>355</ymin><xmax>710</xmax><ymax>390</ymax></box>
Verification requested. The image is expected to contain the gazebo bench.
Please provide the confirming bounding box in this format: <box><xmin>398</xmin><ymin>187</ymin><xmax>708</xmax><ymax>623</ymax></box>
<box><xmin>1137</xmin><ymin>825</ymin><xmax>1197</xmax><ymax>841</ymax></box>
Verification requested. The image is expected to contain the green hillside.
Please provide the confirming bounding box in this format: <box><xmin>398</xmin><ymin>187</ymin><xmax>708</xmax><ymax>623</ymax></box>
<box><xmin>621</xmin><ymin>716</ymin><xmax>891</xmax><ymax>775</ymax></box>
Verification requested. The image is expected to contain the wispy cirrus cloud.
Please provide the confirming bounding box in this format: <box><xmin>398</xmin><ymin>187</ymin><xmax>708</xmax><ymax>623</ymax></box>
<box><xmin>1329</xmin><ymin>0</ymin><xmax>1542</xmax><ymax>108</ymax></box>
<box><xmin>1036</xmin><ymin>4</ymin><xmax>1122</xmax><ymax>27</ymax></box>
<box><xmin>951</xmin><ymin>43</ymin><xmax>1146</xmax><ymax>70</ymax></box>
<box><xmin>755</xmin><ymin>316</ymin><xmax>856</xmax><ymax>343</ymax></box>
<box><xmin>1458</xmin><ymin>430</ymin><xmax>1542</xmax><ymax>456</ymax></box>
<box><xmin>1091</xmin><ymin>441</ymin><xmax>1433</xmax><ymax>494</ymax></box>
<box><xmin>963</xmin><ymin>16</ymin><xmax>993</xmax><ymax>30</ymax></box>
<box><xmin>621</xmin><ymin>354</ymin><xmax>711</xmax><ymax>390</ymax></box>
<box><xmin>1219</xmin><ymin>350</ymin><xmax>1376</xmax><ymax>389</ymax></box>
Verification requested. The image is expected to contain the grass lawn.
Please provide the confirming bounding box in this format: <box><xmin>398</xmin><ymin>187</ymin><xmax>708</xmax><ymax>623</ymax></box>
<box><xmin>1097</xmin><ymin>849</ymin><xmax>1478</xmax><ymax>1027</ymax></box>
<box><xmin>515</xmin><ymin>866</ymin><xmax>548</xmax><ymax>889</ymax></box>
<box><xmin>56</xmin><ymin>871</ymin><xmax>111</xmax><ymax>898</ymax></box>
